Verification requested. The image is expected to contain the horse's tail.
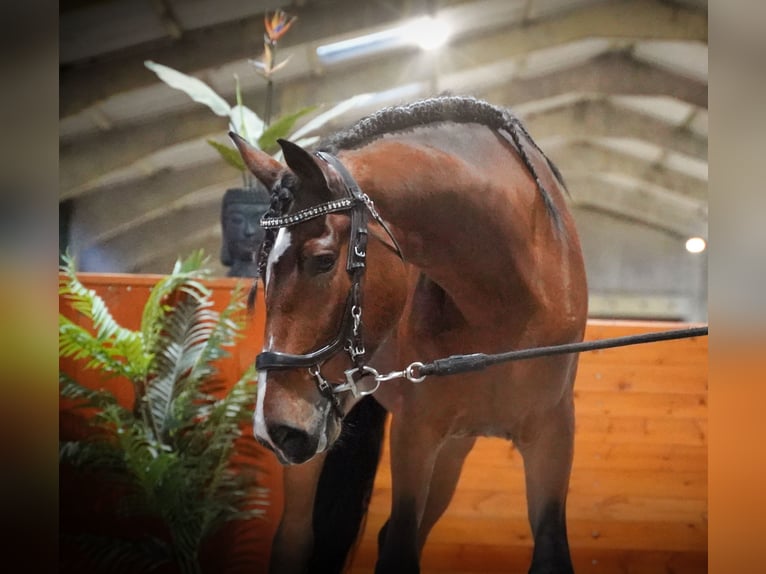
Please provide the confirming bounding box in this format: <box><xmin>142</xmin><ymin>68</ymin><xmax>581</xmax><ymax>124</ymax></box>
<box><xmin>307</xmin><ymin>395</ymin><xmax>388</xmax><ymax>573</ymax></box>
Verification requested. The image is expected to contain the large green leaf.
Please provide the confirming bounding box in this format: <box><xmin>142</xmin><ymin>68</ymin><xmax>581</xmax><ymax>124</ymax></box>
<box><xmin>228</xmin><ymin>104</ymin><xmax>264</xmax><ymax>147</ymax></box>
<box><xmin>141</xmin><ymin>252</ymin><xmax>209</xmax><ymax>359</ymax></box>
<box><xmin>172</xmin><ymin>250</ymin><xmax>209</xmax><ymax>275</ymax></box>
<box><xmin>60</xmin><ymin>256</ymin><xmax>149</xmax><ymax>377</ymax></box>
<box><xmin>59</xmin><ymin>316</ymin><xmax>136</xmax><ymax>379</ymax></box>
<box><xmin>59</xmin><ymin>372</ymin><xmax>127</xmax><ymax>414</ymax></box>
<box><xmin>146</xmin><ymin>294</ymin><xmax>217</xmax><ymax>441</ymax></box>
<box><xmin>207</xmin><ymin>139</ymin><xmax>245</xmax><ymax>173</ymax></box>
<box><xmin>258</xmin><ymin>106</ymin><xmax>317</xmax><ymax>152</ymax></box>
<box><xmin>289</xmin><ymin>92</ymin><xmax>373</xmax><ymax>141</ymax></box>
<box><xmin>145</xmin><ymin>60</ymin><xmax>231</xmax><ymax>117</ymax></box>
<box><xmin>188</xmin><ymin>283</ymin><xmax>244</xmax><ymax>379</ymax></box>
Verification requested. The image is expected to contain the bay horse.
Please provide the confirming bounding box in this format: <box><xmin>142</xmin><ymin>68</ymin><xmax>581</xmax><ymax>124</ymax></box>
<box><xmin>231</xmin><ymin>96</ymin><xmax>588</xmax><ymax>574</ymax></box>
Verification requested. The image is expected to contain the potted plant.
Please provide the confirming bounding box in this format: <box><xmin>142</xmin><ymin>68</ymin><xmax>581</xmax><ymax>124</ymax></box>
<box><xmin>59</xmin><ymin>251</ymin><xmax>268</xmax><ymax>573</ymax></box>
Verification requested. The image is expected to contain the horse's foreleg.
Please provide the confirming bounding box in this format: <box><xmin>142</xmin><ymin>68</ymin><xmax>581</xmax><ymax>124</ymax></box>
<box><xmin>517</xmin><ymin>393</ymin><xmax>576</xmax><ymax>574</ymax></box>
<box><xmin>417</xmin><ymin>436</ymin><xmax>476</xmax><ymax>551</ymax></box>
<box><xmin>375</xmin><ymin>416</ymin><xmax>440</xmax><ymax>574</ymax></box>
<box><xmin>269</xmin><ymin>453</ymin><xmax>326</xmax><ymax>574</ymax></box>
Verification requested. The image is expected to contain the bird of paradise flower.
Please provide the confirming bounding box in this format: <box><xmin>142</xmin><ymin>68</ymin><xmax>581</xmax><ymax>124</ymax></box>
<box><xmin>250</xmin><ymin>9</ymin><xmax>297</xmax><ymax>126</ymax></box>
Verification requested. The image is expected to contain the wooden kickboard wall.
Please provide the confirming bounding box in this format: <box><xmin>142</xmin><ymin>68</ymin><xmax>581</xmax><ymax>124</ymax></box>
<box><xmin>59</xmin><ymin>278</ymin><xmax>707</xmax><ymax>574</ymax></box>
<box><xmin>348</xmin><ymin>320</ymin><xmax>708</xmax><ymax>574</ymax></box>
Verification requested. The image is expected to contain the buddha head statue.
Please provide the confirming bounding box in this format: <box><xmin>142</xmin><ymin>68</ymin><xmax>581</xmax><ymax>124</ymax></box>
<box><xmin>220</xmin><ymin>185</ymin><xmax>270</xmax><ymax>277</ymax></box>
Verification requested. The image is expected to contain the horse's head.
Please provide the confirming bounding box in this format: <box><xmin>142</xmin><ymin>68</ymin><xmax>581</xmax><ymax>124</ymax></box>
<box><xmin>232</xmin><ymin>135</ymin><xmax>406</xmax><ymax>464</ymax></box>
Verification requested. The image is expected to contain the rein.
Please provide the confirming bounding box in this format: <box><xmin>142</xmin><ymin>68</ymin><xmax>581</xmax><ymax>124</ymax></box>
<box><xmin>254</xmin><ymin>151</ymin><xmax>709</xmax><ymax>414</ymax></box>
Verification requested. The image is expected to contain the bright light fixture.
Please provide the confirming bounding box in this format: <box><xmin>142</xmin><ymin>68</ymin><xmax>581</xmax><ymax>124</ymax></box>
<box><xmin>316</xmin><ymin>16</ymin><xmax>451</xmax><ymax>64</ymax></box>
<box><xmin>406</xmin><ymin>16</ymin><xmax>450</xmax><ymax>51</ymax></box>
<box><xmin>685</xmin><ymin>236</ymin><xmax>706</xmax><ymax>253</ymax></box>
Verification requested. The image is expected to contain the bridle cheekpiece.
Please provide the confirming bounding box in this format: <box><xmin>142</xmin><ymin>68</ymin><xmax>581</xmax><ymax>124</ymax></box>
<box><xmin>255</xmin><ymin>151</ymin><xmax>403</xmax><ymax>418</ymax></box>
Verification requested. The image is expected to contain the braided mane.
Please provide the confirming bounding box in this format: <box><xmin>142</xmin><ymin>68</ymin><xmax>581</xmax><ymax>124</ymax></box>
<box><xmin>318</xmin><ymin>96</ymin><xmax>568</xmax><ymax>218</ymax></box>
<box><xmin>252</xmin><ymin>96</ymin><xmax>567</xmax><ymax>298</ymax></box>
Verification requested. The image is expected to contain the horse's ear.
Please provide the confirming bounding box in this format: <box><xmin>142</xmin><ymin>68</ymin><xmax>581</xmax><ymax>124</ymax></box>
<box><xmin>229</xmin><ymin>132</ymin><xmax>283</xmax><ymax>188</ymax></box>
<box><xmin>278</xmin><ymin>139</ymin><xmax>328</xmax><ymax>190</ymax></box>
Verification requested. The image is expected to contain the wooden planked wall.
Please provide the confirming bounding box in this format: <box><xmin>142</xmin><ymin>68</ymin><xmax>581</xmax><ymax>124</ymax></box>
<box><xmin>60</xmin><ymin>277</ymin><xmax>707</xmax><ymax>573</ymax></box>
<box><xmin>348</xmin><ymin>320</ymin><xmax>708</xmax><ymax>574</ymax></box>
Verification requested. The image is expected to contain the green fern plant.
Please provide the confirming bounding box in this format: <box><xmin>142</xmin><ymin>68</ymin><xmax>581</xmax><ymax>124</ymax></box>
<box><xmin>59</xmin><ymin>251</ymin><xmax>267</xmax><ymax>574</ymax></box>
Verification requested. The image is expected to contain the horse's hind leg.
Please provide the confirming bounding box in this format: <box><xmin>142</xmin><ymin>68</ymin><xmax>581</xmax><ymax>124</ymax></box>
<box><xmin>417</xmin><ymin>436</ymin><xmax>476</xmax><ymax>551</ymax></box>
<box><xmin>517</xmin><ymin>391</ymin><xmax>576</xmax><ymax>574</ymax></box>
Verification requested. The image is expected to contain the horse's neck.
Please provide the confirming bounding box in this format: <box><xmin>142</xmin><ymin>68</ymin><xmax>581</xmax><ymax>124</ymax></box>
<box><xmin>343</xmin><ymin>131</ymin><xmax>559</xmax><ymax>326</ymax></box>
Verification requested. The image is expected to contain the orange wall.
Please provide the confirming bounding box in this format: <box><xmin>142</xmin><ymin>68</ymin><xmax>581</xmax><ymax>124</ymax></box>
<box><xmin>60</xmin><ymin>274</ymin><xmax>707</xmax><ymax>574</ymax></box>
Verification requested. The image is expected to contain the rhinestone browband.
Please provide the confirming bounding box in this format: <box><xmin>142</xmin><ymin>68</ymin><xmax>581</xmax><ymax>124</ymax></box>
<box><xmin>260</xmin><ymin>197</ymin><xmax>356</xmax><ymax>229</ymax></box>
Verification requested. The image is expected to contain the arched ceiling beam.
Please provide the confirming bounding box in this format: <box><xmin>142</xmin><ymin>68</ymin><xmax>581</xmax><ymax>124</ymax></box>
<box><xmin>61</xmin><ymin>51</ymin><xmax>707</xmax><ymax>196</ymax></box>
<box><xmin>77</xmin><ymin>198</ymin><xmax>225</xmax><ymax>271</ymax></box>
<box><xmin>130</xmin><ymin>228</ymin><xmax>226</xmax><ymax>275</ymax></box>
<box><xmin>61</xmin><ymin>1</ymin><xmax>294</xmax><ymax>64</ymax></box>
<box><xmin>61</xmin><ymin>0</ymin><xmax>706</xmax><ymax>119</ymax></box>
<box><xmin>65</xmin><ymin>89</ymin><xmax>707</xmax><ymax>203</ymax></box>
<box><xmin>310</xmin><ymin>48</ymin><xmax>707</xmax><ymax>135</ymax></box>
<box><xmin>565</xmin><ymin>173</ymin><xmax>707</xmax><ymax>238</ymax></box>
<box><xmin>63</xmin><ymin>133</ymin><xmax>231</xmax><ymax>199</ymax></box>
<box><xmin>61</xmin><ymin>108</ymin><xmax>226</xmax><ymax>197</ymax></box>
<box><xmin>545</xmin><ymin>138</ymin><xmax>707</xmax><ymax>200</ymax></box>
<box><xmin>517</xmin><ymin>95</ymin><xmax>707</xmax><ymax>160</ymax></box>
<box><xmin>70</xmin><ymin>174</ymin><xmax>239</xmax><ymax>250</ymax></box>
<box><xmin>60</xmin><ymin>0</ymin><xmax>708</xmax><ymax>140</ymax></box>
<box><xmin>60</xmin><ymin>0</ymin><xmax>407</xmax><ymax>116</ymax></box>
<box><xmin>72</xmin><ymin>139</ymin><xmax>707</xmax><ymax>247</ymax></box>
<box><xmin>476</xmin><ymin>51</ymin><xmax>706</xmax><ymax>109</ymax></box>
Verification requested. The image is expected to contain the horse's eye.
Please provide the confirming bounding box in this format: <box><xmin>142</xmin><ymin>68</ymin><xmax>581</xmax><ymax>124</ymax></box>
<box><xmin>308</xmin><ymin>253</ymin><xmax>336</xmax><ymax>275</ymax></box>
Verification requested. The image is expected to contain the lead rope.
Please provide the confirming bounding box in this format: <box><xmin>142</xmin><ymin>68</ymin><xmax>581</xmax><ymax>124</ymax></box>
<box><xmin>362</xmin><ymin>325</ymin><xmax>708</xmax><ymax>385</ymax></box>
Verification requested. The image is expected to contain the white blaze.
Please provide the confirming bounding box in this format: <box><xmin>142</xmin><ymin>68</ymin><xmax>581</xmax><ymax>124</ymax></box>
<box><xmin>254</xmin><ymin>369</ymin><xmax>272</xmax><ymax>446</ymax></box>
<box><xmin>257</xmin><ymin>228</ymin><xmax>328</xmax><ymax>459</ymax></box>
<box><xmin>256</xmin><ymin>229</ymin><xmax>290</xmax><ymax>449</ymax></box>
<box><xmin>265</xmin><ymin>228</ymin><xmax>291</xmax><ymax>289</ymax></box>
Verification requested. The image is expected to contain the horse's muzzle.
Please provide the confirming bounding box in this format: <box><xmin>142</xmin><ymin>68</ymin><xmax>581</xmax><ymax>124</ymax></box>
<box><xmin>266</xmin><ymin>423</ymin><xmax>319</xmax><ymax>465</ymax></box>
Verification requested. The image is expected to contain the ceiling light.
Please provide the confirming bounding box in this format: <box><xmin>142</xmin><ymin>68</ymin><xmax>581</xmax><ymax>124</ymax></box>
<box><xmin>406</xmin><ymin>16</ymin><xmax>450</xmax><ymax>51</ymax></box>
<box><xmin>316</xmin><ymin>16</ymin><xmax>451</xmax><ymax>64</ymax></box>
<box><xmin>685</xmin><ymin>236</ymin><xmax>706</xmax><ymax>253</ymax></box>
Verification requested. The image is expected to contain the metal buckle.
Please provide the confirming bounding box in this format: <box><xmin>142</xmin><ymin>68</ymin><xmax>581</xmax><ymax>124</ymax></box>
<box><xmin>338</xmin><ymin>365</ymin><xmax>381</xmax><ymax>398</ymax></box>
<box><xmin>351</xmin><ymin>305</ymin><xmax>362</xmax><ymax>335</ymax></box>
<box><xmin>309</xmin><ymin>365</ymin><xmax>331</xmax><ymax>394</ymax></box>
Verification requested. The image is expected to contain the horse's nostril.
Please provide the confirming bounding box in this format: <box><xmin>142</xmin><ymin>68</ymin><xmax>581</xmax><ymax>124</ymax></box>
<box><xmin>267</xmin><ymin>423</ymin><xmax>318</xmax><ymax>463</ymax></box>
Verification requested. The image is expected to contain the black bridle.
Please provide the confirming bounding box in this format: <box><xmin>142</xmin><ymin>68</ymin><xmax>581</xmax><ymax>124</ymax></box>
<box><xmin>254</xmin><ymin>151</ymin><xmax>403</xmax><ymax>417</ymax></box>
